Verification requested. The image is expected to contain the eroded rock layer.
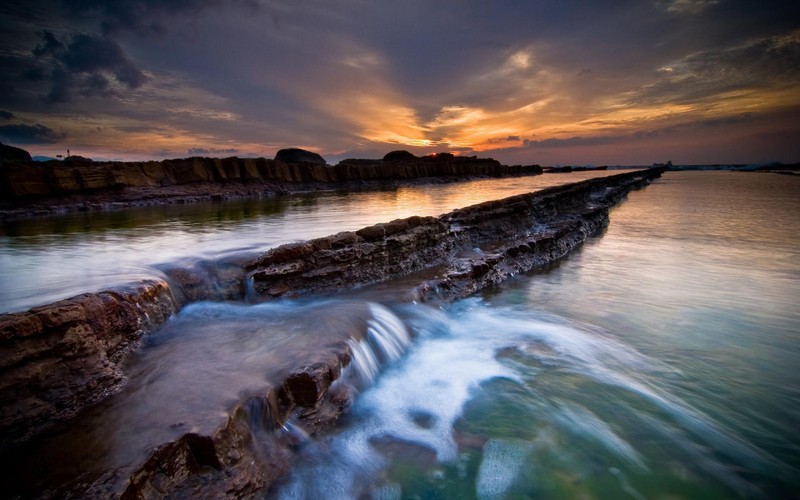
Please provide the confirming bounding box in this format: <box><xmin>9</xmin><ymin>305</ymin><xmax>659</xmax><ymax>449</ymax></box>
<box><xmin>0</xmin><ymin>280</ymin><xmax>178</xmax><ymax>445</ymax></box>
<box><xmin>0</xmin><ymin>154</ymin><xmax>540</xmax><ymax>217</ymax></box>
<box><xmin>0</xmin><ymin>168</ymin><xmax>664</xmax><ymax>498</ymax></box>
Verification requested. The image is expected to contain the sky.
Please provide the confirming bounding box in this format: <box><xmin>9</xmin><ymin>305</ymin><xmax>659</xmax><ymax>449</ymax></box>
<box><xmin>0</xmin><ymin>0</ymin><xmax>798</xmax><ymax>166</ymax></box>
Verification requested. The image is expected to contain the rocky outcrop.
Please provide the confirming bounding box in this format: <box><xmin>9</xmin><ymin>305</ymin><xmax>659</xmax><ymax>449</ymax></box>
<box><xmin>337</xmin><ymin>152</ymin><xmax>541</xmax><ymax>180</ymax></box>
<box><xmin>0</xmin><ymin>153</ymin><xmax>541</xmax><ymax>218</ymax></box>
<box><xmin>0</xmin><ymin>143</ymin><xmax>31</xmax><ymax>163</ymax></box>
<box><xmin>0</xmin><ymin>280</ymin><xmax>178</xmax><ymax>446</ymax></box>
<box><xmin>0</xmin><ymin>168</ymin><xmax>664</xmax><ymax>498</ymax></box>
<box><xmin>246</xmin><ymin>168</ymin><xmax>664</xmax><ymax>300</ymax></box>
<box><xmin>383</xmin><ymin>150</ymin><xmax>417</xmax><ymax>161</ymax></box>
<box><xmin>274</xmin><ymin>147</ymin><xmax>326</xmax><ymax>165</ymax></box>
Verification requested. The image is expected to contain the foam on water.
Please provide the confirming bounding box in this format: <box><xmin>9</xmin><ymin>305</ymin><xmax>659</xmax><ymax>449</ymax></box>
<box><xmin>276</xmin><ymin>298</ymin><xmax>786</xmax><ymax>499</ymax></box>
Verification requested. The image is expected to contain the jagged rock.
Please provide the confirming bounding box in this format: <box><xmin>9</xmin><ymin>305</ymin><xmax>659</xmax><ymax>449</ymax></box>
<box><xmin>274</xmin><ymin>148</ymin><xmax>326</xmax><ymax>165</ymax></box>
<box><xmin>0</xmin><ymin>153</ymin><xmax>544</xmax><ymax>218</ymax></box>
<box><xmin>0</xmin><ymin>143</ymin><xmax>32</xmax><ymax>163</ymax></box>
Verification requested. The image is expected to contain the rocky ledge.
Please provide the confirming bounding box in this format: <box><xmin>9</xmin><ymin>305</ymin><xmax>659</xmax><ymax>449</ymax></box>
<box><xmin>0</xmin><ymin>148</ymin><xmax>541</xmax><ymax>218</ymax></box>
<box><xmin>0</xmin><ymin>167</ymin><xmax>664</xmax><ymax>497</ymax></box>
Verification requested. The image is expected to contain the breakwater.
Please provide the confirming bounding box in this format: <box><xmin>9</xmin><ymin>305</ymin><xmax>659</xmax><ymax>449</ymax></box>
<box><xmin>0</xmin><ymin>168</ymin><xmax>663</xmax><ymax>497</ymax></box>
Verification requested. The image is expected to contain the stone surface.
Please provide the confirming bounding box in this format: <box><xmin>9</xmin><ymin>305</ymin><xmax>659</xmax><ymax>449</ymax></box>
<box><xmin>246</xmin><ymin>168</ymin><xmax>665</xmax><ymax>300</ymax></box>
<box><xmin>0</xmin><ymin>280</ymin><xmax>179</xmax><ymax>446</ymax></box>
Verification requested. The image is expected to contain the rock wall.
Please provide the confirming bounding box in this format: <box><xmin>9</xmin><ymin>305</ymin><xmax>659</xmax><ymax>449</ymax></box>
<box><xmin>0</xmin><ymin>155</ymin><xmax>540</xmax><ymax>217</ymax></box>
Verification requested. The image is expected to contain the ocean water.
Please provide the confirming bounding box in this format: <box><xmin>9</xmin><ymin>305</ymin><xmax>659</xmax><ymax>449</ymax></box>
<box><xmin>273</xmin><ymin>172</ymin><xmax>800</xmax><ymax>499</ymax></box>
<box><xmin>2</xmin><ymin>171</ymin><xmax>798</xmax><ymax>498</ymax></box>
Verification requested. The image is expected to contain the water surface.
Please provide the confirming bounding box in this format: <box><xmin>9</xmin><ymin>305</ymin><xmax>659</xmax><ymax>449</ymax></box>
<box><xmin>0</xmin><ymin>171</ymin><xmax>614</xmax><ymax>313</ymax></box>
<box><xmin>3</xmin><ymin>171</ymin><xmax>798</xmax><ymax>499</ymax></box>
<box><xmin>276</xmin><ymin>172</ymin><xmax>800</xmax><ymax>498</ymax></box>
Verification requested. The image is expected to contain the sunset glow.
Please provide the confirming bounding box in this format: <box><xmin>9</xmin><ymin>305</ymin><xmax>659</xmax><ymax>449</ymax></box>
<box><xmin>1</xmin><ymin>1</ymin><xmax>798</xmax><ymax>165</ymax></box>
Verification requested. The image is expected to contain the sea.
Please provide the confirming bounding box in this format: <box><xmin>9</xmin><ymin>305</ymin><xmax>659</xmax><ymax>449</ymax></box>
<box><xmin>1</xmin><ymin>170</ymin><xmax>798</xmax><ymax>498</ymax></box>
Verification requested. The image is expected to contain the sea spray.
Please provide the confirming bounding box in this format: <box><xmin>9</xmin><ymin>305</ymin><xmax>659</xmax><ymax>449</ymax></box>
<box><xmin>274</xmin><ymin>298</ymin><xmax>786</xmax><ymax>499</ymax></box>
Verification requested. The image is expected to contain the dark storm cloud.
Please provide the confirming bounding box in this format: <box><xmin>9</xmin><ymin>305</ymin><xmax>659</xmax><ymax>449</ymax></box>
<box><xmin>0</xmin><ymin>123</ymin><xmax>63</xmax><ymax>144</ymax></box>
<box><xmin>32</xmin><ymin>31</ymin><xmax>148</xmax><ymax>103</ymax></box>
<box><xmin>0</xmin><ymin>111</ymin><xmax>14</xmax><ymax>120</ymax></box>
<box><xmin>62</xmin><ymin>0</ymin><xmax>240</xmax><ymax>36</ymax></box>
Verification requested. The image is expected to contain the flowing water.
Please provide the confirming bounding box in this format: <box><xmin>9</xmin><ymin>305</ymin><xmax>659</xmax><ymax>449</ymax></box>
<box><xmin>272</xmin><ymin>171</ymin><xmax>800</xmax><ymax>499</ymax></box>
<box><xmin>2</xmin><ymin>171</ymin><xmax>799</xmax><ymax>498</ymax></box>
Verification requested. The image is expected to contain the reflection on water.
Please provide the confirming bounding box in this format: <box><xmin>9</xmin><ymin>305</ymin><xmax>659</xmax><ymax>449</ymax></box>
<box><xmin>0</xmin><ymin>171</ymin><xmax>613</xmax><ymax>313</ymax></box>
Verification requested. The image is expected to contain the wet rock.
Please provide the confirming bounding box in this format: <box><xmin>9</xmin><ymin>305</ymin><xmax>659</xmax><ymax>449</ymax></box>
<box><xmin>0</xmin><ymin>168</ymin><xmax>666</xmax><ymax>498</ymax></box>
<box><xmin>0</xmin><ymin>279</ymin><xmax>178</xmax><ymax>446</ymax></box>
<box><xmin>246</xmin><ymin>169</ymin><xmax>666</xmax><ymax>300</ymax></box>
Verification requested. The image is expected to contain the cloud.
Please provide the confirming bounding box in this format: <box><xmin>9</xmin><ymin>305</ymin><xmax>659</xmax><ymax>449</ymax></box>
<box><xmin>33</xmin><ymin>31</ymin><xmax>148</xmax><ymax>103</ymax></box>
<box><xmin>658</xmin><ymin>0</ymin><xmax>720</xmax><ymax>15</ymax></box>
<box><xmin>523</xmin><ymin>135</ymin><xmax>621</xmax><ymax>149</ymax></box>
<box><xmin>628</xmin><ymin>30</ymin><xmax>800</xmax><ymax>107</ymax></box>
<box><xmin>187</xmin><ymin>147</ymin><xmax>239</xmax><ymax>156</ymax></box>
<box><xmin>0</xmin><ymin>111</ymin><xmax>14</xmax><ymax>120</ymax></box>
<box><xmin>62</xmin><ymin>0</ymin><xmax>263</xmax><ymax>36</ymax></box>
<box><xmin>0</xmin><ymin>123</ymin><xmax>64</xmax><ymax>144</ymax></box>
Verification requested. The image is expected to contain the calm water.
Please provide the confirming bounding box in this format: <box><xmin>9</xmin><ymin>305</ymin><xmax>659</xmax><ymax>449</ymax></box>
<box><xmin>0</xmin><ymin>171</ymin><xmax>613</xmax><ymax>313</ymax></box>
<box><xmin>2</xmin><ymin>171</ymin><xmax>799</xmax><ymax>498</ymax></box>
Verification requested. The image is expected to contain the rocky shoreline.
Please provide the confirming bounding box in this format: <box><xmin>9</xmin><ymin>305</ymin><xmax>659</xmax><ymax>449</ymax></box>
<box><xmin>0</xmin><ymin>167</ymin><xmax>664</xmax><ymax>497</ymax></box>
<box><xmin>0</xmin><ymin>149</ymin><xmax>542</xmax><ymax>219</ymax></box>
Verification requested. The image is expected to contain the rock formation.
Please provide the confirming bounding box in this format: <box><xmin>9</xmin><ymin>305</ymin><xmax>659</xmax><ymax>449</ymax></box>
<box><xmin>245</xmin><ymin>168</ymin><xmax>661</xmax><ymax>300</ymax></box>
<box><xmin>0</xmin><ymin>151</ymin><xmax>542</xmax><ymax>218</ymax></box>
<box><xmin>274</xmin><ymin>147</ymin><xmax>326</xmax><ymax>165</ymax></box>
<box><xmin>383</xmin><ymin>150</ymin><xmax>417</xmax><ymax>162</ymax></box>
<box><xmin>0</xmin><ymin>167</ymin><xmax>665</xmax><ymax>497</ymax></box>
<box><xmin>0</xmin><ymin>280</ymin><xmax>178</xmax><ymax>445</ymax></box>
<box><xmin>0</xmin><ymin>143</ymin><xmax>32</xmax><ymax>163</ymax></box>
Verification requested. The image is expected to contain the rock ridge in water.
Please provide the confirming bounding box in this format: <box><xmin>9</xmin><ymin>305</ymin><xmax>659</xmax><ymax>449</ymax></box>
<box><xmin>0</xmin><ymin>168</ymin><xmax>665</xmax><ymax>497</ymax></box>
<box><xmin>245</xmin><ymin>168</ymin><xmax>664</xmax><ymax>301</ymax></box>
<box><xmin>0</xmin><ymin>151</ymin><xmax>541</xmax><ymax>218</ymax></box>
